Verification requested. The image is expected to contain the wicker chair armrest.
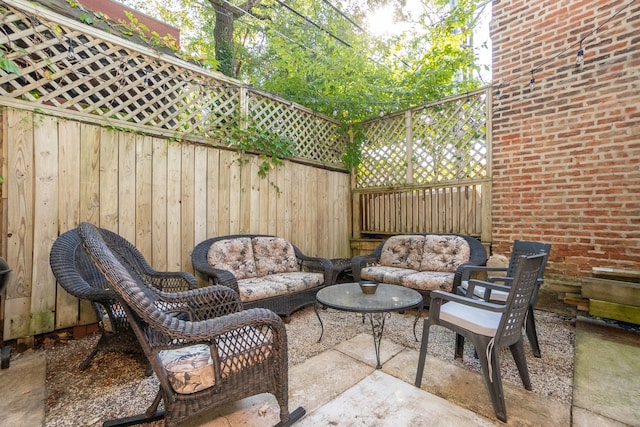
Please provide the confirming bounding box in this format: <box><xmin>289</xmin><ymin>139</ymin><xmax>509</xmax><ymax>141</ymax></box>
<box><xmin>351</xmin><ymin>254</ymin><xmax>381</xmax><ymax>282</ymax></box>
<box><xmin>298</xmin><ymin>256</ymin><xmax>333</xmax><ymax>285</ymax></box>
<box><xmin>155</xmin><ymin>285</ymin><xmax>243</xmax><ymax>320</ymax></box>
<box><xmin>153</xmin><ymin>307</ymin><xmax>285</xmax><ymax>343</ymax></box>
<box><xmin>142</xmin><ymin>271</ymin><xmax>198</xmax><ymax>292</ymax></box>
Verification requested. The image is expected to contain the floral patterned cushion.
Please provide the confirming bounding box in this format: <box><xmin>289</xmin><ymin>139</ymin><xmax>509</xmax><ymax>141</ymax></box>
<box><xmin>158</xmin><ymin>344</ymin><xmax>215</xmax><ymax>394</ymax></box>
<box><xmin>158</xmin><ymin>328</ymin><xmax>272</xmax><ymax>395</ymax></box>
<box><xmin>252</xmin><ymin>237</ymin><xmax>298</xmax><ymax>277</ymax></box>
<box><xmin>400</xmin><ymin>271</ymin><xmax>457</xmax><ymax>292</ymax></box>
<box><xmin>207</xmin><ymin>238</ymin><xmax>257</xmax><ymax>279</ymax></box>
<box><xmin>379</xmin><ymin>235</ymin><xmax>425</xmax><ymax>270</ymax></box>
<box><xmin>266</xmin><ymin>271</ymin><xmax>324</xmax><ymax>293</ymax></box>
<box><xmin>237</xmin><ymin>278</ymin><xmax>289</xmax><ymax>302</ymax></box>
<box><xmin>361</xmin><ymin>266</ymin><xmax>418</xmax><ymax>285</ymax></box>
<box><xmin>420</xmin><ymin>235</ymin><xmax>470</xmax><ymax>273</ymax></box>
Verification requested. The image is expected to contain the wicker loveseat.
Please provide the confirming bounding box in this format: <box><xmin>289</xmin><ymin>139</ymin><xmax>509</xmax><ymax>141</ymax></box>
<box><xmin>192</xmin><ymin>235</ymin><xmax>333</xmax><ymax>321</ymax></box>
<box><xmin>352</xmin><ymin>234</ymin><xmax>487</xmax><ymax>302</ymax></box>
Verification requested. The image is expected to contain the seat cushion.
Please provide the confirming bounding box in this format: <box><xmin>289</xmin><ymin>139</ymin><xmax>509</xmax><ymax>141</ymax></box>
<box><xmin>439</xmin><ymin>301</ymin><xmax>502</xmax><ymax>336</ymax></box>
<box><xmin>237</xmin><ymin>278</ymin><xmax>289</xmax><ymax>302</ymax></box>
<box><xmin>379</xmin><ymin>235</ymin><xmax>425</xmax><ymax>270</ymax></box>
<box><xmin>420</xmin><ymin>235</ymin><xmax>471</xmax><ymax>273</ymax></box>
<box><xmin>158</xmin><ymin>328</ymin><xmax>273</xmax><ymax>394</ymax></box>
<box><xmin>207</xmin><ymin>238</ymin><xmax>256</xmax><ymax>279</ymax></box>
<box><xmin>159</xmin><ymin>344</ymin><xmax>215</xmax><ymax>394</ymax></box>
<box><xmin>266</xmin><ymin>271</ymin><xmax>324</xmax><ymax>293</ymax></box>
<box><xmin>361</xmin><ymin>266</ymin><xmax>418</xmax><ymax>285</ymax></box>
<box><xmin>400</xmin><ymin>271</ymin><xmax>456</xmax><ymax>292</ymax></box>
<box><xmin>252</xmin><ymin>237</ymin><xmax>299</xmax><ymax>277</ymax></box>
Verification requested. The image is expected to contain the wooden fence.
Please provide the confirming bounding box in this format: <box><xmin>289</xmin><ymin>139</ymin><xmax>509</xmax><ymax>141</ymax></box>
<box><xmin>0</xmin><ymin>108</ymin><xmax>351</xmax><ymax>340</ymax></box>
<box><xmin>353</xmin><ymin>89</ymin><xmax>492</xmax><ymax>243</ymax></box>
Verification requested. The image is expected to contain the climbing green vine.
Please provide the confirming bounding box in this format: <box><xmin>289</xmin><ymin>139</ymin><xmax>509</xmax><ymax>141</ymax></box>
<box><xmin>338</xmin><ymin>123</ymin><xmax>365</xmax><ymax>172</ymax></box>
<box><xmin>221</xmin><ymin>118</ymin><xmax>295</xmax><ymax>179</ymax></box>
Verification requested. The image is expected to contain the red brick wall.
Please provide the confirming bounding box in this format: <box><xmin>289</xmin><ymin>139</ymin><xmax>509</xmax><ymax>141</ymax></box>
<box><xmin>491</xmin><ymin>0</ymin><xmax>640</xmax><ymax>283</ymax></box>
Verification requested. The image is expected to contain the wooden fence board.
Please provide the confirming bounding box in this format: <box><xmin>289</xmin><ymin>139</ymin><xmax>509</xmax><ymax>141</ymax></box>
<box><xmin>217</xmin><ymin>150</ymin><xmax>232</xmax><ymax>236</ymax></box>
<box><xmin>135</xmin><ymin>134</ymin><xmax>152</xmax><ymax>258</ymax></box>
<box><xmin>193</xmin><ymin>145</ymin><xmax>208</xmax><ymax>248</ymax></box>
<box><xmin>118</xmin><ymin>132</ymin><xmax>136</xmax><ymax>242</ymax></box>
<box><xmin>30</xmin><ymin>114</ymin><xmax>58</xmax><ymax>334</ymax></box>
<box><xmin>181</xmin><ymin>145</ymin><xmax>195</xmax><ymax>272</ymax></box>
<box><xmin>152</xmin><ymin>137</ymin><xmax>168</xmax><ymax>270</ymax></box>
<box><xmin>98</xmin><ymin>128</ymin><xmax>119</xmax><ymax>230</ymax></box>
<box><xmin>80</xmin><ymin>124</ymin><xmax>100</xmax><ymax>225</ymax></box>
<box><xmin>166</xmin><ymin>143</ymin><xmax>182</xmax><ymax>272</ymax></box>
<box><xmin>5</xmin><ymin>109</ymin><xmax>34</xmax><ymax>338</ymax></box>
<box><xmin>227</xmin><ymin>151</ymin><xmax>241</xmax><ymax>235</ymax></box>
<box><xmin>55</xmin><ymin>119</ymin><xmax>81</xmax><ymax>329</ymax></box>
<box><xmin>206</xmin><ymin>149</ymin><xmax>220</xmax><ymax>238</ymax></box>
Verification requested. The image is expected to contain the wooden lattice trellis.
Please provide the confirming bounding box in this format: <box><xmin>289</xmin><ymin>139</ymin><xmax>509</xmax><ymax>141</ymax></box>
<box><xmin>0</xmin><ymin>0</ymin><xmax>347</xmax><ymax>167</ymax></box>
<box><xmin>356</xmin><ymin>89</ymin><xmax>489</xmax><ymax>189</ymax></box>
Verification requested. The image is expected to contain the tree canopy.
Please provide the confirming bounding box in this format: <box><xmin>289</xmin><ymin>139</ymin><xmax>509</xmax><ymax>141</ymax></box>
<box><xmin>116</xmin><ymin>0</ymin><xmax>489</xmax><ymax>122</ymax></box>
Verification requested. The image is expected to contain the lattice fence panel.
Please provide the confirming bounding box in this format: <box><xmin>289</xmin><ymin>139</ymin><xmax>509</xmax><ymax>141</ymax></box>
<box><xmin>357</xmin><ymin>114</ymin><xmax>408</xmax><ymax>187</ymax></box>
<box><xmin>356</xmin><ymin>89</ymin><xmax>489</xmax><ymax>189</ymax></box>
<box><xmin>0</xmin><ymin>0</ymin><xmax>345</xmax><ymax>167</ymax></box>
<box><xmin>247</xmin><ymin>91</ymin><xmax>347</xmax><ymax>164</ymax></box>
<box><xmin>411</xmin><ymin>92</ymin><xmax>487</xmax><ymax>184</ymax></box>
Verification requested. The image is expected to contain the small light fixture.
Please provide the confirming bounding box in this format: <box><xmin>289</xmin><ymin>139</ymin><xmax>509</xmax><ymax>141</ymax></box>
<box><xmin>575</xmin><ymin>41</ymin><xmax>584</xmax><ymax>67</ymax></box>
<box><xmin>67</xmin><ymin>36</ymin><xmax>75</xmax><ymax>59</ymax></box>
<box><xmin>529</xmin><ymin>71</ymin><xmax>536</xmax><ymax>92</ymax></box>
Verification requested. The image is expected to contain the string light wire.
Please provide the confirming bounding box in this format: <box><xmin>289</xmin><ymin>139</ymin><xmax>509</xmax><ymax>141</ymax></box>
<box><xmin>496</xmin><ymin>0</ymin><xmax>637</xmax><ymax>93</ymax></box>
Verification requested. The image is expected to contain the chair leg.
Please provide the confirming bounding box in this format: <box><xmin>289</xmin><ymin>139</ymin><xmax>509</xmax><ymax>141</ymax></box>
<box><xmin>274</xmin><ymin>406</ymin><xmax>306</xmax><ymax>427</ymax></box>
<box><xmin>414</xmin><ymin>318</ymin><xmax>431</xmax><ymax>387</ymax></box>
<box><xmin>525</xmin><ymin>305</ymin><xmax>541</xmax><ymax>357</ymax></box>
<box><xmin>79</xmin><ymin>345</ymin><xmax>100</xmax><ymax>370</ymax></box>
<box><xmin>475</xmin><ymin>337</ymin><xmax>507</xmax><ymax>422</ymax></box>
<box><xmin>509</xmin><ymin>339</ymin><xmax>532</xmax><ymax>390</ymax></box>
<box><xmin>454</xmin><ymin>334</ymin><xmax>465</xmax><ymax>359</ymax></box>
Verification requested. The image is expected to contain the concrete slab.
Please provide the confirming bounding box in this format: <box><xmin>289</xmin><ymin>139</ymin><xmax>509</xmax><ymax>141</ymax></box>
<box><xmin>572</xmin><ymin>407</ymin><xmax>631</xmax><ymax>427</ymax></box>
<box><xmin>0</xmin><ymin>349</ymin><xmax>46</xmax><ymax>427</ymax></box>
<box><xmin>386</xmin><ymin>347</ymin><xmax>570</xmax><ymax>426</ymax></box>
<box><xmin>573</xmin><ymin>318</ymin><xmax>640</xmax><ymax>426</ymax></box>
<box><xmin>333</xmin><ymin>332</ymin><xmax>406</xmax><ymax>368</ymax></box>
<box><xmin>296</xmin><ymin>370</ymin><xmax>498</xmax><ymax>426</ymax></box>
<box><xmin>190</xmin><ymin>348</ymin><xmax>374</xmax><ymax>426</ymax></box>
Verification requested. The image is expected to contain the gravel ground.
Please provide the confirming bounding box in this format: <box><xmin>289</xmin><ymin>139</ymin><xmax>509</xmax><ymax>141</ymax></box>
<box><xmin>44</xmin><ymin>308</ymin><xmax>574</xmax><ymax>426</ymax></box>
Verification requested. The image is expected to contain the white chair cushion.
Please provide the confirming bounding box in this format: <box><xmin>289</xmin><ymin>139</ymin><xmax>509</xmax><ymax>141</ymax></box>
<box><xmin>439</xmin><ymin>301</ymin><xmax>502</xmax><ymax>337</ymax></box>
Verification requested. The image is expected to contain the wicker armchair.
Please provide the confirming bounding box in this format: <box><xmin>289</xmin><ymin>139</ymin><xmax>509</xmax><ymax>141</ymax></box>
<box><xmin>49</xmin><ymin>226</ymin><xmax>198</xmax><ymax>370</ymax></box>
<box><xmin>78</xmin><ymin>222</ymin><xmax>305</xmax><ymax>427</ymax></box>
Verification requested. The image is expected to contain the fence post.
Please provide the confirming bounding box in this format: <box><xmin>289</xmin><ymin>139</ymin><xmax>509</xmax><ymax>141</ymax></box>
<box><xmin>405</xmin><ymin>110</ymin><xmax>413</xmax><ymax>184</ymax></box>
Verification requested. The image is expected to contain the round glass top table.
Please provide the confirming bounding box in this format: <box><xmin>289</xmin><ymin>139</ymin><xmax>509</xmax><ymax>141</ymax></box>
<box><xmin>315</xmin><ymin>282</ymin><xmax>423</xmax><ymax>369</ymax></box>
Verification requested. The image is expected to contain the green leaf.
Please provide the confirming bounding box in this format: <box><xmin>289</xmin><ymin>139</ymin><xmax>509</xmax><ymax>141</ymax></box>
<box><xmin>0</xmin><ymin>55</ymin><xmax>20</xmax><ymax>75</ymax></box>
